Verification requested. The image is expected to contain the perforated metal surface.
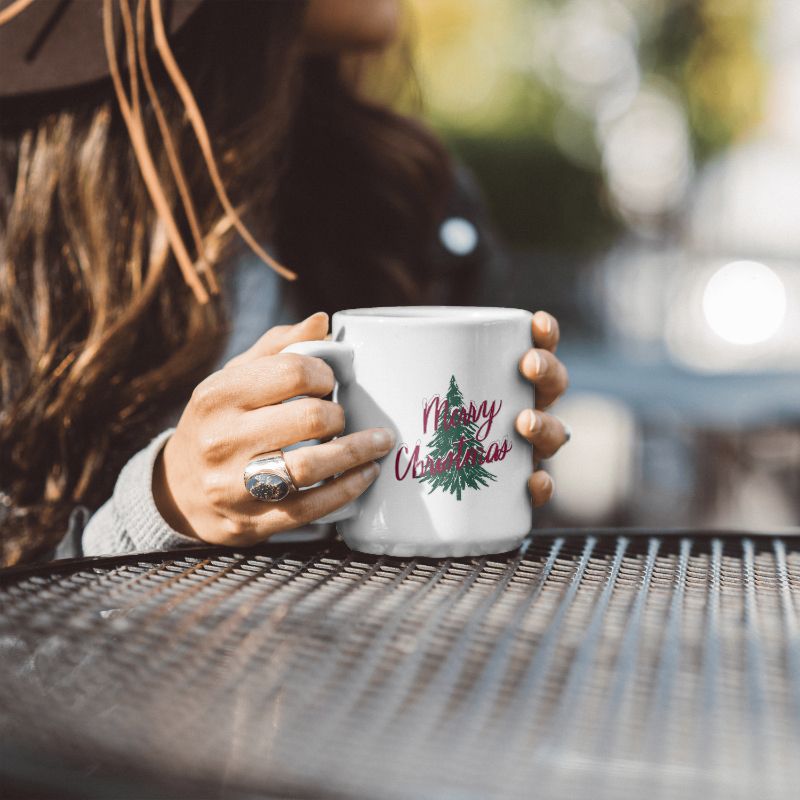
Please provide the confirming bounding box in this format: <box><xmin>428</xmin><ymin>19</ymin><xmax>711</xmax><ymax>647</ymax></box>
<box><xmin>2</xmin><ymin>533</ymin><xmax>800</xmax><ymax>799</ymax></box>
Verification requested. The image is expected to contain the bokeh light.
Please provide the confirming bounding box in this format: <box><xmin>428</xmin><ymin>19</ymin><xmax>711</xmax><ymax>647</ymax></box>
<box><xmin>548</xmin><ymin>393</ymin><xmax>636</xmax><ymax>524</ymax></box>
<box><xmin>600</xmin><ymin>86</ymin><xmax>692</xmax><ymax>222</ymax></box>
<box><xmin>702</xmin><ymin>260</ymin><xmax>787</xmax><ymax>346</ymax></box>
<box><xmin>439</xmin><ymin>217</ymin><xmax>479</xmax><ymax>256</ymax></box>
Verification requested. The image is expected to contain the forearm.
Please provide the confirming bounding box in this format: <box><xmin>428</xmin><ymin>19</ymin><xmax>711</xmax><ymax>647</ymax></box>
<box><xmin>82</xmin><ymin>428</ymin><xmax>199</xmax><ymax>556</ymax></box>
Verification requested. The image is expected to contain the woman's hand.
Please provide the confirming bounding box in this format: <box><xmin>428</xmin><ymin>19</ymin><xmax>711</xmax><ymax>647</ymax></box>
<box><xmin>153</xmin><ymin>312</ymin><xmax>394</xmax><ymax>546</ymax></box>
<box><xmin>516</xmin><ymin>311</ymin><xmax>570</xmax><ymax>508</ymax></box>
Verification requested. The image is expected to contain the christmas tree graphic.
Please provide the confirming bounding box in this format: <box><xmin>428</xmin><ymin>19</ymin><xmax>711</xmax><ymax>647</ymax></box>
<box><xmin>418</xmin><ymin>375</ymin><xmax>497</xmax><ymax>500</ymax></box>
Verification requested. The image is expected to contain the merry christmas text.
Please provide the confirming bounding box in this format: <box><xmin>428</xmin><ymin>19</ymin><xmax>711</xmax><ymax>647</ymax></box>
<box><xmin>395</xmin><ymin>394</ymin><xmax>512</xmax><ymax>482</ymax></box>
<box><xmin>422</xmin><ymin>395</ymin><xmax>502</xmax><ymax>441</ymax></box>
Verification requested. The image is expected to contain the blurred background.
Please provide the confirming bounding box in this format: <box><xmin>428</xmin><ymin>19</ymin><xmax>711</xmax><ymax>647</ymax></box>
<box><xmin>408</xmin><ymin>0</ymin><xmax>800</xmax><ymax>530</ymax></box>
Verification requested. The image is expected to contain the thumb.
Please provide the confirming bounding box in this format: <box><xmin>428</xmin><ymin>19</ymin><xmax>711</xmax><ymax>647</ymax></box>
<box><xmin>223</xmin><ymin>311</ymin><xmax>329</xmax><ymax>369</ymax></box>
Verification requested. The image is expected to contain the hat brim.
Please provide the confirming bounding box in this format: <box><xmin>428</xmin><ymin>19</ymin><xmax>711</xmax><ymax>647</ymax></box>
<box><xmin>0</xmin><ymin>0</ymin><xmax>203</xmax><ymax>97</ymax></box>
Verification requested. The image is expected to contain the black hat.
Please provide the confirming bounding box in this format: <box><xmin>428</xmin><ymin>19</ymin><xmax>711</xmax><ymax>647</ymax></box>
<box><xmin>0</xmin><ymin>0</ymin><xmax>204</xmax><ymax>97</ymax></box>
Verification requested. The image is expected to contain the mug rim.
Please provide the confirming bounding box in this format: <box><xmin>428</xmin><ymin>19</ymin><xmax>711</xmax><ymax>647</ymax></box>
<box><xmin>334</xmin><ymin>306</ymin><xmax>531</xmax><ymax>324</ymax></box>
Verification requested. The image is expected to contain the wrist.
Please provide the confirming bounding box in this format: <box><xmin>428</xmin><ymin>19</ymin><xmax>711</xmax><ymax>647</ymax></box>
<box><xmin>152</xmin><ymin>437</ymin><xmax>198</xmax><ymax>539</ymax></box>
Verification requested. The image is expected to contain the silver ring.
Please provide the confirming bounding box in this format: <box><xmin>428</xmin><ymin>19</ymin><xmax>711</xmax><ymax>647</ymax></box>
<box><xmin>243</xmin><ymin>451</ymin><xmax>298</xmax><ymax>503</ymax></box>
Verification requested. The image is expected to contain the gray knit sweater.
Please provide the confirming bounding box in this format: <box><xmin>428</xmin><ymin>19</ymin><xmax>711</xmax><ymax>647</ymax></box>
<box><xmin>81</xmin><ymin>256</ymin><xmax>295</xmax><ymax>556</ymax></box>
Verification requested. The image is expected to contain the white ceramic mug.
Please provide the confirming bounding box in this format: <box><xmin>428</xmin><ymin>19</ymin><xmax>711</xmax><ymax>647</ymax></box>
<box><xmin>284</xmin><ymin>306</ymin><xmax>534</xmax><ymax>557</ymax></box>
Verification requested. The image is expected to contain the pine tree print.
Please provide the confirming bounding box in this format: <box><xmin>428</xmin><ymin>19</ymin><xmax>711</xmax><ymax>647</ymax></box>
<box><xmin>418</xmin><ymin>375</ymin><xmax>497</xmax><ymax>500</ymax></box>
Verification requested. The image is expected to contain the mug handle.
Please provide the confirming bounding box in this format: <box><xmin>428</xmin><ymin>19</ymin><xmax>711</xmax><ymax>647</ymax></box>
<box><xmin>280</xmin><ymin>339</ymin><xmax>358</xmax><ymax>524</ymax></box>
<box><xmin>281</xmin><ymin>339</ymin><xmax>355</xmax><ymax>385</ymax></box>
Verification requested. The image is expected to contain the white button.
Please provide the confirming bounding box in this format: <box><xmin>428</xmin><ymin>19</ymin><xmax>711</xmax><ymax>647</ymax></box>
<box><xmin>439</xmin><ymin>217</ymin><xmax>478</xmax><ymax>256</ymax></box>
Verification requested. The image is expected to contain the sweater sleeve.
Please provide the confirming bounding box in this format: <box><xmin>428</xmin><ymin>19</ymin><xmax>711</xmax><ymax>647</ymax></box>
<box><xmin>82</xmin><ymin>428</ymin><xmax>200</xmax><ymax>556</ymax></box>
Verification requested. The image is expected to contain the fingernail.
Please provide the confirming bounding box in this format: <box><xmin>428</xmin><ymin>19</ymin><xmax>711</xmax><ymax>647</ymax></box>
<box><xmin>544</xmin><ymin>473</ymin><xmax>555</xmax><ymax>494</ymax></box>
<box><xmin>362</xmin><ymin>461</ymin><xmax>380</xmax><ymax>480</ymax></box>
<box><xmin>297</xmin><ymin>311</ymin><xmax>327</xmax><ymax>327</ymax></box>
<box><xmin>372</xmin><ymin>428</ymin><xmax>396</xmax><ymax>450</ymax></box>
<box><xmin>528</xmin><ymin>409</ymin><xmax>541</xmax><ymax>434</ymax></box>
<box><xmin>534</xmin><ymin>311</ymin><xmax>552</xmax><ymax>336</ymax></box>
<box><xmin>526</xmin><ymin>350</ymin><xmax>545</xmax><ymax>377</ymax></box>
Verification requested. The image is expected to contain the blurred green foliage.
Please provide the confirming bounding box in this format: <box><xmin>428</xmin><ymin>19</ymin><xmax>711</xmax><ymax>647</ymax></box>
<box><xmin>407</xmin><ymin>0</ymin><xmax>766</xmax><ymax>249</ymax></box>
<box><xmin>447</xmin><ymin>134</ymin><xmax>615</xmax><ymax>249</ymax></box>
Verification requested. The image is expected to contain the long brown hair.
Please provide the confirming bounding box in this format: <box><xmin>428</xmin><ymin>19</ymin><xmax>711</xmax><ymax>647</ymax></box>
<box><xmin>0</xmin><ymin>0</ymin><xmax>451</xmax><ymax>565</ymax></box>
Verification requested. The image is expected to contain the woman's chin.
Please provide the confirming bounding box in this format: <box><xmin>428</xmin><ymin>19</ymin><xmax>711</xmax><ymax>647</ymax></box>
<box><xmin>302</xmin><ymin>0</ymin><xmax>400</xmax><ymax>54</ymax></box>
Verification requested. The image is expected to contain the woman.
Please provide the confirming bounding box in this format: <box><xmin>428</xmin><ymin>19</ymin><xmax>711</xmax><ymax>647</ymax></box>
<box><xmin>0</xmin><ymin>0</ymin><xmax>569</xmax><ymax>565</ymax></box>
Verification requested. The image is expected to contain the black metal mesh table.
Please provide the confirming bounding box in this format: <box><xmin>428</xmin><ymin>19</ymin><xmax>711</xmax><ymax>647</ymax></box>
<box><xmin>2</xmin><ymin>531</ymin><xmax>800</xmax><ymax>799</ymax></box>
